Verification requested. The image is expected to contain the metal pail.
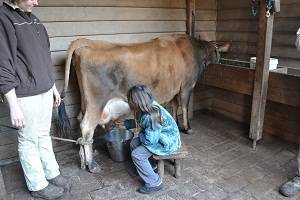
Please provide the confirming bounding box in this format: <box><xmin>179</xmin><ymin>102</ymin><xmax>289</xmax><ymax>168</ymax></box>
<box><xmin>104</xmin><ymin>128</ymin><xmax>134</xmax><ymax>162</ymax></box>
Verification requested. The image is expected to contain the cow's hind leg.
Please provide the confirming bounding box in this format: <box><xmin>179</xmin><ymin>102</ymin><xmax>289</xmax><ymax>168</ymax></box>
<box><xmin>179</xmin><ymin>87</ymin><xmax>193</xmax><ymax>134</ymax></box>
<box><xmin>80</xmin><ymin>116</ymin><xmax>102</xmax><ymax>173</ymax></box>
<box><xmin>171</xmin><ymin>95</ymin><xmax>179</xmax><ymax>125</ymax></box>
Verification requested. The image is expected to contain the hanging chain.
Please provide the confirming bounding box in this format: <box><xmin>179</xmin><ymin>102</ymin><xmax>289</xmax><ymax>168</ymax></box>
<box><xmin>251</xmin><ymin>0</ymin><xmax>274</xmax><ymax>17</ymax></box>
<box><xmin>251</xmin><ymin>0</ymin><xmax>259</xmax><ymax>16</ymax></box>
<box><xmin>265</xmin><ymin>0</ymin><xmax>273</xmax><ymax>17</ymax></box>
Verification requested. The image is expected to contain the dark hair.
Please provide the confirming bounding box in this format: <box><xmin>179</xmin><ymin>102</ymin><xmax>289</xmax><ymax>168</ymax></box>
<box><xmin>127</xmin><ymin>85</ymin><xmax>163</xmax><ymax>129</ymax></box>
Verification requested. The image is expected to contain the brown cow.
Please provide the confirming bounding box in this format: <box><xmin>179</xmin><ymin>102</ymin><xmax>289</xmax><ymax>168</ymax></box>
<box><xmin>59</xmin><ymin>34</ymin><xmax>229</xmax><ymax>172</ymax></box>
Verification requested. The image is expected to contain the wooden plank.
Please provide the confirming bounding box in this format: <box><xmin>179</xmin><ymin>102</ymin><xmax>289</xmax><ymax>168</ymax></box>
<box><xmin>204</xmin><ymin>64</ymin><xmax>254</xmax><ymax>95</ymax></box>
<box><xmin>204</xmin><ymin>64</ymin><xmax>300</xmax><ymax>108</ymax></box>
<box><xmin>218</xmin><ymin>8</ymin><xmax>258</xmax><ymax>20</ymax></box>
<box><xmin>217</xmin><ymin>20</ymin><xmax>257</xmax><ymax>32</ymax></box>
<box><xmin>218</xmin><ymin>32</ymin><xmax>296</xmax><ymax>46</ymax></box>
<box><xmin>34</xmin><ymin>7</ymin><xmax>186</xmax><ymax>22</ymax></box>
<box><xmin>213</xmin><ymin>88</ymin><xmax>252</xmax><ymax>107</ymax></box>
<box><xmin>212</xmin><ymin>98</ymin><xmax>251</xmax><ymax>122</ymax></box>
<box><xmin>218</xmin><ymin>5</ymin><xmax>300</xmax><ymax>21</ymax></box>
<box><xmin>37</xmin><ymin>0</ymin><xmax>186</xmax><ymax>8</ymax></box>
<box><xmin>249</xmin><ymin>0</ymin><xmax>275</xmax><ymax>147</ymax></box>
<box><xmin>218</xmin><ymin>18</ymin><xmax>299</xmax><ymax>33</ymax></box>
<box><xmin>186</xmin><ymin>0</ymin><xmax>195</xmax><ymax>37</ymax></box>
<box><xmin>271</xmin><ymin>46</ymin><xmax>300</xmax><ymax>59</ymax></box>
<box><xmin>195</xmin><ymin>21</ymin><xmax>216</xmax><ymax>32</ymax></box>
<box><xmin>276</xmin><ymin>58</ymin><xmax>300</xmax><ymax>68</ymax></box>
<box><xmin>275</xmin><ymin>5</ymin><xmax>300</xmax><ymax>18</ymax></box>
<box><xmin>45</xmin><ymin>21</ymin><xmax>186</xmax><ymax>37</ymax></box>
<box><xmin>49</xmin><ymin>30</ymin><xmax>185</xmax><ymax>52</ymax></box>
<box><xmin>268</xmin><ymin>72</ymin><xmax>300</xmax><ymax>107</ymax></box>
<box><xmin>217</xmin><ymin>32</ymin><xmax>256</xmax><ymax>43</ymax></box>
<box><xmin>218</xmin><ymin>41</ymin><xmax>300</xmax><ymax>62</ymax></box>
<box><xmin>195</xmin><ymin>0</ymin><xmax>216</xmax><ymax>10</ymax></box>
<box><xmin>195</xmin><ymin>31</ymin><xmax>216</xmax><ymax>41</ymax></box>
<box><xmin>195</xmin><ymin>10</ymin><xmax>216</xmax><ymax>21</ymax></box>
<box><xmin>217</xmin><ymin>0</ymin><xmax>252</xmax><ymax>9</ymax></box>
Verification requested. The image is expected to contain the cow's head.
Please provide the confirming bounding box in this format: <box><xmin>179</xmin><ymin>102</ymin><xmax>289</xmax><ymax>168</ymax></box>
<box><xmin>193</xmin><ymin>38</ymin><xmax>231</xmax><ymax>69</ymax></box>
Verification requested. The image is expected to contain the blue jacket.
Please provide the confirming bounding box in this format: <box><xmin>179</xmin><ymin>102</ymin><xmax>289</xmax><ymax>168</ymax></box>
<box><xmin>138</xmin><ymin>101</ymin><xmax>181</xmax><ymax>155</ymax></box>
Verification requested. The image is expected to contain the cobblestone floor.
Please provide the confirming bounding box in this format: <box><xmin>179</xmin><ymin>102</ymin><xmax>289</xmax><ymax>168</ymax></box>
<box><xmin>1</xmin><ymin>111</ymin><xmax>299</xmax><ymax>200</ymax></box>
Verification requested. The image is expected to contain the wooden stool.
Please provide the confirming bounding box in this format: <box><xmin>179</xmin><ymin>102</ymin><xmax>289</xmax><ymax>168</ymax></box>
<box><xmin>153</xmin><ymin>145</ymin><xmax>189</xmax><ymax>180</ymax></box>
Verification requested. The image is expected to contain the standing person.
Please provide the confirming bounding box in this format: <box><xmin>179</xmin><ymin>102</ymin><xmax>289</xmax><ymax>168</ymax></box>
<box><xmin>127</xmin><ymin>85</ymin><xmax>181</xmax><ymax>194</ymax></box>
<box><xmin>0</xmin><ymin>0</ymin><xmax>68</xmax><ymax>199</ymax></box>
<box><xmin>279</xmin><ymin>29</ymin><xmax>300</xmax><ymax>197</ymax></box>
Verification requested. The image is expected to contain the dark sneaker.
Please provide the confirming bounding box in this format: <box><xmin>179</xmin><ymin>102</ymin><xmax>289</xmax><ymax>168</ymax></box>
<box><xmin>137</xmin><ymin>183</ymin><xmax>163</xmax><ymax>194</ymax></box>
<box><xmin>48</xmin><ymin>174</ymin><xmax>70</xmax><ymax>192</ymax></box>
<box><xmin>31</xmin><ymin>183</ymin><xmax>64</xmax><ymax>200</ymax></box>
<box><xmin>279</xmin><ymin>176</ymin><xmax>300</xmax><ymax>197</ymax></box>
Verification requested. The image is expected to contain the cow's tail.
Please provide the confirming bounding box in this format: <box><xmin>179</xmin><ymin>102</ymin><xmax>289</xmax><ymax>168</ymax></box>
<box><xmin>58</xmin><ymin>39</ymin><xmax>91</xmax><ymax>138</ymax></box>
<box><xmin>61</xmin><ymin>38</ymin><xmax>91</xmax><ymax>99</ymax></box>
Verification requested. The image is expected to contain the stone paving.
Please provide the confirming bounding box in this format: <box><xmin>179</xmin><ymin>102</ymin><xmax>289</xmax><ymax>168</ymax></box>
<box><xmin>1</xmin><ymin>111</ymin><xmax>300</xmax><ymax>200</ymax></box>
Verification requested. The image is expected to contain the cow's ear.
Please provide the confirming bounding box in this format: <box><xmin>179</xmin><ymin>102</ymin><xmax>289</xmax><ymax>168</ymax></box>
<box><xmin>218</xmin><ymin>42</ymin><xmax>231</xmax><ymax>53</ymax></box>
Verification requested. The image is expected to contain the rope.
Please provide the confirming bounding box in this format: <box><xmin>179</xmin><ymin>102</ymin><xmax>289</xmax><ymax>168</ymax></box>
<box><xmin>0</xmin><ymin>123</ymin><xmax>93</xmax><ymax>146</ymax></box>
<box><xmin>50</xmin><ymin>136</ymin><xmax>77</xmax><ymax>143</ymax></box>
<box><xmin>50</xmin><ymin>136</ymin><xmax>93</xmax><ymax>146</ymax></box>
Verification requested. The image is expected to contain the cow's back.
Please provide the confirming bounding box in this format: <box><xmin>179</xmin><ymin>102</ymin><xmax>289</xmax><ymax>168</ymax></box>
<box><xmin>74</xmin><ymin>35</ymin><xmax>199</xmax><ymax>104</ymax></box>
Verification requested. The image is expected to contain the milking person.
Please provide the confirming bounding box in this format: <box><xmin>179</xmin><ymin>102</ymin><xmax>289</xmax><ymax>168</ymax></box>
<box><xmin>0</xmin><ymin>0</ymin><xmax>69</xmax><ymax>199</ymax></box>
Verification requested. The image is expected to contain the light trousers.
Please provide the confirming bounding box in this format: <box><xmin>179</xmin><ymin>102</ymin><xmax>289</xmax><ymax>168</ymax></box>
<box><xmin>130</xmin><ymin>137</ymin><xmax>161</xmax><ymax>187</ymax></box>
<box><xmin>18</xmin><ymin>89</ymin><xmax>60</xmax><ymax>191</ymax></box>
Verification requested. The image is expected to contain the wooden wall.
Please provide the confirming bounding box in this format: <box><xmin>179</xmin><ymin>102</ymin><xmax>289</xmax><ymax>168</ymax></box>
<box><xmin>0</xmin><ymin>0</ymin><xmax>189</xmax><ymax>163</ymax></box>
<box><xmin>216</xmin><ymin>0</ymin><xmax>300</xmax><ymax>69</ymax></box>
<box><xmin>205</xmin><ymin>64</ymin><xmax>300</xmax><ymax>144</ymax></box>
<box><xmin>195</xmin><ymin>0</ymin><xmax>217</xmax><ymax>41</ymax></box>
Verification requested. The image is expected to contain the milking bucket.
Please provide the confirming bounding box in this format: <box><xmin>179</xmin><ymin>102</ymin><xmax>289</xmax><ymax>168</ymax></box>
<box><xmin>104</xmin><ymin>128</ymin><xmax>133</xmax><ymax>162</ymax></box>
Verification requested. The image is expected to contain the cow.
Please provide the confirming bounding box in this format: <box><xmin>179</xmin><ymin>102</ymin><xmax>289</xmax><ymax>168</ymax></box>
<box><xmin>59</xmin><ymin>34</ymin><xmax>230</xmax><ymax>173</ymax></box>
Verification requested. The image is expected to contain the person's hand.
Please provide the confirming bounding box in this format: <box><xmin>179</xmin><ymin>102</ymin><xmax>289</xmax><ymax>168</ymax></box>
<box><xmin>5</xmin><ymin>89</ymin><xmax>25</xmax><ymax>129</ymax></box>
<box><xmin>52</xmin><ymin>84</ymin><xmax>61</xmax><ymax>107</ymax></box>
<box><xmin>10</xmin><ymin>104</ymin><xmax>25</xmax><ymax>129</ymax></box>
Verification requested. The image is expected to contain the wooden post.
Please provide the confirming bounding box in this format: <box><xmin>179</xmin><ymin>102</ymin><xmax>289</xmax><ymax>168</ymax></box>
<box><xmin>186</xmin><ymin>0</ymin><xmax>195</xmax><ymax>37</ymax></box>
<box><xmin>186</xmin><ymin>0</ymin><xmax>195</xmax><ymax>119</ymax></box>
<box><xmin>249</xmin><ymin>0</ymin><xmax>275</xmax><ymax>150</ymax></box>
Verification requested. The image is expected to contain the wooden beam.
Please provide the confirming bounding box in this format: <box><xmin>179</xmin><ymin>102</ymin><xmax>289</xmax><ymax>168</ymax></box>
<box><xmin>186</xmin><ymin>0</ymin><xmax>195</xmax><ymax>37</ymax></box>
<box><xmin>249</xmin><ymin>0</ymin><xmax>275</xmax><ymax>149</ymax></box>
<box><xmin>186</xmin><ymin>0</ymin><xmax>195</xmax><ymax>119</ymax></box>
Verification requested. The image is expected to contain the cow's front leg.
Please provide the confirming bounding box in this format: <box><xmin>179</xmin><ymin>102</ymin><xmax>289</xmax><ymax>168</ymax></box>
<box><xmin>80</xmin><ymin>120</ymin><xmax>102</xmax><ymax>173</ymax></box>
<box><xmin>79</xmin><ymin>144</ymin><xmax>86</xmax><ymax>169</ymax></box>
<box><xmin>84</xmin><ymin>141</ymin><xmax>101</xmax><ymax>173</ymax></box>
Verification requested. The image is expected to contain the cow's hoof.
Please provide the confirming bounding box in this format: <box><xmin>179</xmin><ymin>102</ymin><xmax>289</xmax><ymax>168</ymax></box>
<box><xmin>181</xmin><ymin>128</ymin><xmax>193</xmax><ymax>134</ymax></box>
<box><xmin>88</xmin><ymin>160</ymin><xmax>102</xmax><ymax>173</ymax></box>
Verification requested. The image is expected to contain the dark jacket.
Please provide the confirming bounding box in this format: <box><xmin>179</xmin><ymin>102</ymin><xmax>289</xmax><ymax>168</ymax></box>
<box><xmin>0</xmin><ymin>2</ymin><xmax>54</xmax><ymax>97</ymax></box>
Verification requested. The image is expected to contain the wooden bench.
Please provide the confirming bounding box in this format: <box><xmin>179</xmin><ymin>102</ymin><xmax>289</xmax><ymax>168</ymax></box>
<box><xmin>152</xmin><ymin>145</ymin><xmax>189</xmax><ymax>180</ymax></box>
